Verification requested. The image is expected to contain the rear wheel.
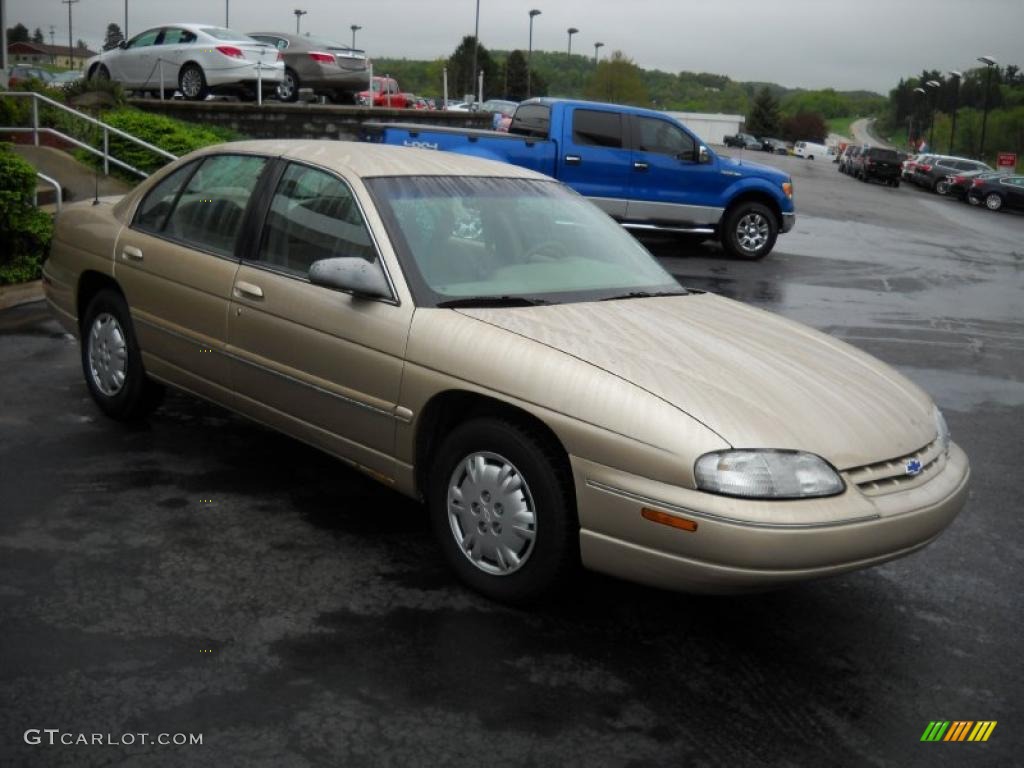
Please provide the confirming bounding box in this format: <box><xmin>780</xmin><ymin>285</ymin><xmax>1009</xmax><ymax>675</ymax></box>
<box><xmin>721</xmin><ymin>202</ymin><xmax>777</xmax><ymax>261</ymax></box>
<box><xmin>81</xmin><ymin>289</ymin><xmax>164</xmax><ymax>421</ymax></box>
<box><xmin>276</xmin><ymin>68</ymin><xmax>299</xmax><ymax>102</ymax></box>
<box><xmin>428</xmin><ymin>418</ymin><xmax>577</xmax><ymax>603</ymax></box>
<box><xmin>984</xmin><ymin>193</ymin><xmax>1004</xmax><ymax>211</ymax></box>
<box><xmin>178</xmin><ymin>63</ymin><xmax>208</xmax><ymax>101</ymax></box>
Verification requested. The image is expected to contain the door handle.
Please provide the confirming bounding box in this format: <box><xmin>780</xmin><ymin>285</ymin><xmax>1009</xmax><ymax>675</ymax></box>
<box><xmin>234</xmin><ymin>281</ymin><xmax>264</xmax><ymax>300</ymax></box>
<box><xmin>121</xmin><ymin>245</ymin><xmax>144</xmax><ymax>262</ymax></box>
<box><xmin>633</xmin><ymin>161</ymin><xmax>649</xmax><ymax>171</ymax></box>
<box><xmin>564</xmin><ymin>154</ymin><xmax>581</xmax><ymax>165</ymax></box>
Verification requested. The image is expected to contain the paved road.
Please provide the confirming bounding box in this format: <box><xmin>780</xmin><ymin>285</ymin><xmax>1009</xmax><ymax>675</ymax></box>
<box><xmin>1</xmin><ymin>162</ymin><xmax>1022</xmax><ymax>766</ymax></box>
<box><xmin>850</xmin><ymin>117</ymin><xmax>894</xmax><ymax>148</ymax></box>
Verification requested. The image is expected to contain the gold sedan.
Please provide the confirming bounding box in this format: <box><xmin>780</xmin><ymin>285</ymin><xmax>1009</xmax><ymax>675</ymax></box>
<box><xmin>43</xmin><ymin>141</ymin><xmax>970</xmax><ymax>602</ymax></box>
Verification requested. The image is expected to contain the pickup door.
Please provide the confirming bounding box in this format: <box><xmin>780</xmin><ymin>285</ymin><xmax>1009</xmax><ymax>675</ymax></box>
<box><xmin>555</xmin><ymin>106</ymin><xmax>633</xmax><ymax>218</ymax></box>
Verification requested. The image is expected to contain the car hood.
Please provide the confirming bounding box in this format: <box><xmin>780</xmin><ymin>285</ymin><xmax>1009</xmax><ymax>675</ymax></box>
<box><xmin>458</xmin><ymin>294</ymin><xmax>936</xmax><ymax>470</ymax></box>
<box><xmin>718</xmin><ymin>154</ymin><xmax>788</xmax><ymax>183</ymax></box>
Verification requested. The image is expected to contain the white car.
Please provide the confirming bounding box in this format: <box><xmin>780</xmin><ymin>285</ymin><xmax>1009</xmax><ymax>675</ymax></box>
<box><xmin>85</xmin><ymin>24</ymin><xmax>284</xmax><ymax>101</ymax></box>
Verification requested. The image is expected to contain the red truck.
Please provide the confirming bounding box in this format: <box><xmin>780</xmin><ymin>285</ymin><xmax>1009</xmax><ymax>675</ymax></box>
<box><xmin>356</xmin><ymin>76</ymin><xmax>412</xmax><ymax>108</ymax></box>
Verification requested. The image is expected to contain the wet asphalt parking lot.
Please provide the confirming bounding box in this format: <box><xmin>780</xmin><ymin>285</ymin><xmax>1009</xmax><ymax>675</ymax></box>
<box><xmin>1</xmin><ymin>151</ymin><xmax>1022</xmax><ymax>767</ymax></box>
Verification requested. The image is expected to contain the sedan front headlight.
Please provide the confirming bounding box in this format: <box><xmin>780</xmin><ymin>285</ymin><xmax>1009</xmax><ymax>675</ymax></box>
<box><xmin>695</xmin><ymin>450</ymin><xmax>844</xmax><ymax>499</ymax></box>
<box><xmin>934</xmin><ymin>406</ymin><xmax>950</xmax><ymax>454</ymax></box>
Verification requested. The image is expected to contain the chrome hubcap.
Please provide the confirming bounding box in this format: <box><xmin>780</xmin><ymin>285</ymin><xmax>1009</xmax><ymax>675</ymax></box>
<box><xmin>736</xmin><ymin>212</ymin><xmax>769</xmax><ymax>252</ymax></box>
<box><xmin>87</xmin><ymin>313</ymin><xmax>128</xmax><ymax>396</ymax></box>
<box><xmin>181</xmin><ymin>69</ymin><xmax>202</xmax><ymax>97</ymax></box>
<box><xmin>986</xmin><ymin>194</ymin><xmax>1002</xmax><ymax>211</ymax></box>
<box><xmin>447</xmin><ymin>451</ymin><xmax>536</xmax><ymax>576</ymax></box>
<box><xmin>278</xmin><ymin>72</ymin><xmax>296</xmax><ymax>100</ymax></box>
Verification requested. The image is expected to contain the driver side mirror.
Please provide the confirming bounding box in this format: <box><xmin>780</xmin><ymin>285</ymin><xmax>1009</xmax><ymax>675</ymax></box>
<box><xmin>308</xmin><ymin>257</ymin><xmax>391</xmax><ymax>299</ymax></box>
<box><xmin>698</xmin><ymin>145</ymin><xmax>711</xmax><ymax>164</ymax></box>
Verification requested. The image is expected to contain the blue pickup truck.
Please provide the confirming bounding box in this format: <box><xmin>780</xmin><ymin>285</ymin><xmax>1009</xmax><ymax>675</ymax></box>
<box><xmin>364</xmin><ymin>98</ymin><xmax>795</xmax><ymax>260</ymax></box>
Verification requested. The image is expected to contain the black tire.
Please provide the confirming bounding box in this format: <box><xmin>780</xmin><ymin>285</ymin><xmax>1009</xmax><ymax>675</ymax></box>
<box><xmin>892</xmin><ymin>180</ymin><xmax>900</xmax><ymax>188</ymax></box>
<box><xmin>80</xmin><ymin>289</ymin><xmax>164</xmax><ymax>421</ymax></box>
<box><xmin>90</xmin><ymin>64</ymin><xmax>110</xmax><ymax>82</ymax></box>
<box><xmin>428</xmin><ymin>417</ymin><xmax>578</xmax><ymax>604</ymax></box>
<box><xmin>721</xmin><ymin>201</ymin><xmax>778</xmax><ymax>260</ymax></box>
<box><xmin>178</xmin><ymin>63</ymin><xmax>208</xmax><ymax>101</ymax></box>
<box><xmin>277</xmin><ymin>68</ymin><xmax>299</xmax><ymax>102</ymax></box>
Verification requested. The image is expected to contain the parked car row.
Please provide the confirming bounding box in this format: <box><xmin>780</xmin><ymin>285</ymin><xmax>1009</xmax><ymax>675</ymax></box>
<box><xmin>838</xmin><ymin>145</ymin><xmax>903</xmax><ymax>186</ymax></box>
<box><xmin>722</xmin><ymin>132</ymin><xmax>793</xmax><ymax>155</ymax></box>
<box><xmin>6</xmin><ymin>64</ymin><xmax>83</xmax><ymax>90</ymax></box>
<box><xmin>902</xmin><ymin>153</ymin><xmax>992</xmax><ymax>193</ymax></box>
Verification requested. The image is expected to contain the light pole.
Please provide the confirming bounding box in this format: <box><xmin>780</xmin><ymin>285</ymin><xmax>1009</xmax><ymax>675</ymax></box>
<box><xmin>470</xmin><ymin>0</ymin><xmax>480</xmax><ymax>106</ymax></box>
<box><xmin>294</xmin><ymin>9</ymin><xmax>307</xmax><ymax>35</ymax></box>
<box><xmin>350</xmin><ymin>24</ymin><xmax>361</xmax><ymax>50</ymax></box>
<box><xmin>912</xmin><ymin>86</ymin><xmax>926</xmax><ymax>150</ymax></box>
<box><xmin>567</xmin><ymin>27</ymin><xmax>578</xmax><ymax>59</ymax></box>
<box><xmin>1</xmin><ymin>0</ymin><xmax>7</xmax><ymax>80</ymax></box>
<box><xmin>925</xmin><ymin>79</ymin><xmax>941</xmax><ymax>151</ymax></box>
<box><xmin>977</xmin><ymin>55</ymin><xmax>997</xmax><ymax>160</ymax></box>
<box><xmin>527</xmin><ymin>9</ymin><xmax>541</xmax><ymax>98</ymax></box>
<box><xmin>594</xmin><ymin>41</ymin><xmax>603</xmax><ymax>66</ymax></box>
<box><xmin>124</xmin><ymin>0</ymin><xmax>128</xmax><ymax>39</ymax></box>
<box><xmin>947</xmin><ymin>70</ymin><xmax>961</xmax><ymax>155</ymax></box>
<box><xmin>62</xmin><ymin>0</ymin><xmax>79</xmax><ymax>69</ymax></box>
<box><xmin>225</xmin><ymin>0</ymin><xmax>229</xmax><ymax>27</ymax></box>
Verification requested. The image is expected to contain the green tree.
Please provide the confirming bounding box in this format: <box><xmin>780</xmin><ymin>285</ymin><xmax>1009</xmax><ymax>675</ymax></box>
<box><xmin>32</xmin><ymin>27</ymin><xmax>44</xmax><ymax>44</ymax></box>
<box><xmin>583</xmin><ymin>51</ymin><xmax>648</xmax><ymax>106</ymax></box>
<box><xmin>505</xmin><ymin>50</ymin><xmax>529</xmax><ymax>101</ymax></box>
<box><xmin>746</xmin><ymin>86</ymin><xmax>781</xmax><ymax>136</ymax></box>
<box><xmin>103</xmin><ymin>23</ymin><xmax>124</xmax><ymax>51</ymax></box>
<box><xmin>6</xmin><ymin>23</ymin><xmax>30</xmax><ymax>43</ymax></box>
<box><xmin>781</xmin><ymin>111</ymin><xmax>827</xmax><ymax>143</ymax></box>
<box><xmin>447</xmin><ymin>36</ymin><xmax>499</xmax><ymax>101</ymax></box>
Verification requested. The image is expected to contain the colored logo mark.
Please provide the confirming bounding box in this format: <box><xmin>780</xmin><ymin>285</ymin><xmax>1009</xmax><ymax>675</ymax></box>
<box><xmin>921</xmin><ymin>721</ymin><xmax>997</xmax><ymax>742</ymax></box>
<box><xmin>906</xmin><ymin>459</ymin><xmax>923</xmax><ymax>476</ymax></box>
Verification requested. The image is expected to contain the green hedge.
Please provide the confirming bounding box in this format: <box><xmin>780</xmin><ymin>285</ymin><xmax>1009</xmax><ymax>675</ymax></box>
<box><xmin>0</xmin><ymin>143</ymin><xmax>53</xmax><ymax>286</ymax></box>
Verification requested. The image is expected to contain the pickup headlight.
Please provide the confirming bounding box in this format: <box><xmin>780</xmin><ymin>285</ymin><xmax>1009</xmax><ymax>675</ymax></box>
<box><xmin>782</xmin><ymin>180</ymin><xmax>793</xmax><ymax>199</ymax></box>
<box><xmin>934</xmin><ymin>406</ymin><xmax>950</xmax><ymax>454</ymax></box>
<box><xmin>695</xmin><ymin>450</ymin><xmax>844</xmax><ymax>499</ymax></box>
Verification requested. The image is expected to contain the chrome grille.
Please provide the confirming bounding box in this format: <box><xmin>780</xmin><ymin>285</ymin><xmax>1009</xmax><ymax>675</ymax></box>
<box><xmin>845</xmin><ymin>437</ymin><xmax>944</xmax><ymax>497</ymax></box>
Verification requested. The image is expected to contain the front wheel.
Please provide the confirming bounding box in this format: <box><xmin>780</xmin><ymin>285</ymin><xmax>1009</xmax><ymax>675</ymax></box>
<box><xmin>178</xmin><ymin>63</ymin><xmax>208</xmax><ymax>101</ymax></box>
<box><xmin>428</xmin><ymin>418</ymin><xmax>577</xmax><ymax>603</ymax></box>
<box><xmin>81</xmin><ymin>289</ymin><xmax>164</xmax><ymax>421</ymax></box>
<box><xmin>721</xmin><ymin>202</ymin><xmax>778</xmax><ymax>260</ymax></box>
<box><xmin>90</xmin><ymin>64</ymin><xmax>110</xmax><ymax>82</ymax></box>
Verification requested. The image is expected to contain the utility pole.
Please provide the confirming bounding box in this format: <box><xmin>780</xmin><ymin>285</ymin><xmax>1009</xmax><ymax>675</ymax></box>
<box><xmin>1</xmin><ymin>0</ymin><xmax>7</xmax><ymax>82</ymax></box>
<box><xmin>527</xmin><ymin>9</ymin><xmax>540</xmax><ymax>98</ymax></box>
<box><xmin>567</xmin><ymin>27</ymin><xmax>578</xmax><ymax>59</ymax></box>
<box><xmin>594</xmin><ymin>41</ymin><xmax>603</xmax><ymax>66</ymax></box>
<box><xmin>62</xmin><ymin>0</ymin><xmax>79</xmax><ymax>70</ymax></box>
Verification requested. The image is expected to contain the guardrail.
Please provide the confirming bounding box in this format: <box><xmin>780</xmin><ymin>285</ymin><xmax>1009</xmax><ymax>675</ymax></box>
<box><xmin>34</xmin><ymin>171</ymin><xmax>62</xmax><ymax>212</ymax></box>
<box><xmin>0</xmin><ymin>91</ymin><xmax>178</xmax><ymax>179</ymax></box>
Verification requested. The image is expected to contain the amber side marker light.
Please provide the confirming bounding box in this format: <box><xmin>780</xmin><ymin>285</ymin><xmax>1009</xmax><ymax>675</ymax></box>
<box><xmin>641</xmin><ymin>507</ymin><xmax>698</xmax><ymax>532</ymax></box>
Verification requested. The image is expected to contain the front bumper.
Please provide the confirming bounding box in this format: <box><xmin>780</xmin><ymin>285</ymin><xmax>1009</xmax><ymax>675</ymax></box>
<box><xmin>572</xmin><ymin>442</ymin><xmax>970</xmax><ymax>593</ymax></box>
<box><xmin>781</xmin><ymin>211</ymin><xmax>796</xmax><ymax>233</ymax></box>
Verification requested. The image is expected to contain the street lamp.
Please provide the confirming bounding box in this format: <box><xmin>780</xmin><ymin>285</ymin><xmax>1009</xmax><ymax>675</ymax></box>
<box><xmin>567</xmin><ymin>27</ymin><xmax>578</xmax><ymax>59</ymax></box>
<box><xmin>911</xmin><ymin>86</ymin><xmax>926</xmax><ymax>150</ymax></box>
<box><xmin>977</xmin><ymin>55</ymin><xmax>997</xmax><ymax>160</ymax></box>
<box><xmin>594</xmin><ymin>41</ymin><xmax>604</xmax><ymax>66</ymax></box>
<box><xmin>470</xmin><ymin>0</ymin><xmax>480</xmax><ymax>107</ymax></box>
<box><xmin>350</xmin><ymin>24</ymin><xmax>361</xmax><ymax>49</ymax></box>
<box><xmin>527</xmin><ymin>9</ymin><xmax>541</xmax><ymax>98</ymax></box>
<box><xmin>947</xmin><ymin>70</ymin><xmax>962</xmax><ymax>155</ymax></box>
<box><xmin>925</xmin><ymin>79</ymin><xmax>941</xmax><ymax>151</ymax></box>
<box><xmin>294</xmin><ymin>9</ymin><xmax>307</xmax><ymax>35</ymax></box>
<box><xmin>225</xmin><ymin>0</ymin><xmax>229</xmax><ymax>27</ymax></box>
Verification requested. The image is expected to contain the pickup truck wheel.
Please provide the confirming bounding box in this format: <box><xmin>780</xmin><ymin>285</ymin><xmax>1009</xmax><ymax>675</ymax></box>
<box><xmin>428</xmin><ymin>418</ymin><xmax>577</xmax><ymax>604</ymax></box>
<box><xmin>81</xmin><ymin>289</ymin><xmax>164</xmax><ymax>421</ymax></box>
<box><xmin>722</xmin><ymin>202</ymin><xmax>777</xmax><ymax>260</ymax></box>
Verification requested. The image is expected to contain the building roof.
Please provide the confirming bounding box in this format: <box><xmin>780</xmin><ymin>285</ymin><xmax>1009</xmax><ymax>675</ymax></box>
<box><xmin>7</xmin><ymin>41</ymin><xmax>98</xmax><ymax>58</ymax></box>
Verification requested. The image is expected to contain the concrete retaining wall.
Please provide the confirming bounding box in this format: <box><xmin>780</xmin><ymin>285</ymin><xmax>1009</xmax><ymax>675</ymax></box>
<box><xmin>128</xmin><ymin>100</ymin><xmax>492</xmax><ymax>142</ymax></box>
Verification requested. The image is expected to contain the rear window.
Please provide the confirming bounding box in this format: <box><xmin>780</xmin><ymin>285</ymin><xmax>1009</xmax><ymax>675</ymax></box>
<box><xmin>868</xmin><ymin>148</ymin><xmax>898</xmax><ymax>161</ymax></box>
<box><xmin>200</xmin><ymin>27</ymin><xmax>256</xmax><ymax>42</ymax></box>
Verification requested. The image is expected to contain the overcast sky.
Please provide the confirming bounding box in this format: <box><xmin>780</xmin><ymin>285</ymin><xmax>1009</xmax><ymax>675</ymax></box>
<box><xmin>7</xmin><ymin>0</ymin><xmax>1022</xmax><ymax>93</ymax></box>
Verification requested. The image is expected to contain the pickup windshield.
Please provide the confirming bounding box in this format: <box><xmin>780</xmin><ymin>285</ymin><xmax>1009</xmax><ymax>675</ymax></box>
<box><xmin>366</xmin><ymin>176</ymin><xmax>681</xmax><ymax>307</ymax></box>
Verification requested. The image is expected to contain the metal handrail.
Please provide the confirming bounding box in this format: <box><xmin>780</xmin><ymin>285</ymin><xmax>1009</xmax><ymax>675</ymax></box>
<box><xmin>35</xmin><ymin>171</ymin><xmax>62</xmax><ymax>212</ymax></box>
<box><xmin>0</xmin><ymin>90</ymin><xmax>179</xmax><ymax>179</ymax></box>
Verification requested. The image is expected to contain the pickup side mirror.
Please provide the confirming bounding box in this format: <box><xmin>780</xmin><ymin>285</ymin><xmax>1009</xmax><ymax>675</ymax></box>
<box><xmin>308</xmin><ymin>257</ymin><xmax>391</xmax><ymax>299</ymax></box>
<box><xmin>698</xmin><ymin>145</ymin><xmax>711</xmax><ymax>164</ymax></box>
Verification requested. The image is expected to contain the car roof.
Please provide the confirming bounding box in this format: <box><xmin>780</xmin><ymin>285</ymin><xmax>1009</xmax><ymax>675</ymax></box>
<box><xmin>191</xmin><ymin>140</ymin><xmax>552</xmax><ymax>180</ymax></box>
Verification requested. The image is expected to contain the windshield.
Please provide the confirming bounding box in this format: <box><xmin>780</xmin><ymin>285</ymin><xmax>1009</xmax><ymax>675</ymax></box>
<box><xmin>366</xmin><ymin>176</ymin><xmax>681</xmax><ymax>307</ymax></box>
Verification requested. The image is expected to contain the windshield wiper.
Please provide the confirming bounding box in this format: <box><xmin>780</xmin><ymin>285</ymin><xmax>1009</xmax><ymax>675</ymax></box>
<box><xmin>436</xmin><ymin>295</ymin><xmax>551</xmax><ymax>308</ymax></box>
<box><xmin>599</xmin><ymin>290</ymin><xmax>689</xmax><ymax>301</ymax></box>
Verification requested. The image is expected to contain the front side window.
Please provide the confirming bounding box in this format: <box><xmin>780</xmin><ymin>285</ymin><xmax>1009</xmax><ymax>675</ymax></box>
<box><xmin>572</xmin><ymin>110</ymin><xmax>623</xmax><ymax>148</ymax></box>
<box><xmin>632</xmin><ymin>116</ymin><xmax>695</xmax><ymax>159</ymax></box>
<box><xmin>160</xmin><ymin>154</ymin><xmax>267</xmax><ymax>257</ymax></box>
<box><xmin>134</xmin><ymin>161</ymin><xmax>200</xmax><ymax>233</ymax></box>
<box><xmin>254</xmin><ymin>163</ymin><xmax>378</xmax><ymax>277</ymax></box>
<box><xmin>367</xmin><ymin>176</ymin><xmax>679</xmax><ymax>306</ymax></box>
<box><xmin>127</xmin><ymin>29</ymin><xmax>161</xmax><ymax>49</ymax></box>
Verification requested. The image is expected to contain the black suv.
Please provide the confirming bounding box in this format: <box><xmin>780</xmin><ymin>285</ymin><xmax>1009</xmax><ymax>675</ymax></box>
<box><xmin>857</xmin><ymin>147</ymin><xmax>902</xmax><ymax>186</ymax></box>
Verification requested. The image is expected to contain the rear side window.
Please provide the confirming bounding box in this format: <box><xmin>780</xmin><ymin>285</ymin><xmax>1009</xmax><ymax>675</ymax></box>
<box><xmin>162</xmin><ymin>154</ymin><xmax>268</xmax><ymax>258</ymax></box>
<box><xmin>508</xmin><ymin>104</ymin><xmax>551</xmax><ymax>138</ymax></box>
<box><xmin>572</xmin><ymin>110</ymin><xmax>623</xmax><ymax>149</ymax></box>
<box><xmin>254</xmin><ymin>163</ymin><xmax>378</xmax><ymax>276</ymax></box>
